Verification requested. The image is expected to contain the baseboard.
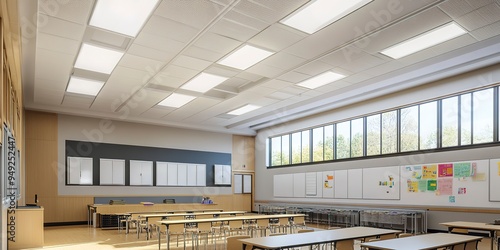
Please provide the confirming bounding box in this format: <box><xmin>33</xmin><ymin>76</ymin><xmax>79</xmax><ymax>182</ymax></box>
<box><xmin>44</xmin><ymin>221</ymin><xmax>87</xmax><ymax>227</ymax></box>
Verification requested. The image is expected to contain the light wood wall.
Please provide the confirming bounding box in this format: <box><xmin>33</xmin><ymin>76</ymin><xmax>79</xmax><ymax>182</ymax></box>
<box><xmin>24</xmin><ymin>111</ymin><xmax>256</xmax><ymax>223</ymax></box>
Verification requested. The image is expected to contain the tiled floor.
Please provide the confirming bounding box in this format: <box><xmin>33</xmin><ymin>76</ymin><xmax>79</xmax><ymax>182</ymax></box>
<box><xmin>27</xmin><ymin>224</ymin><xmax>496</xmax><ymax>250</ymax></box>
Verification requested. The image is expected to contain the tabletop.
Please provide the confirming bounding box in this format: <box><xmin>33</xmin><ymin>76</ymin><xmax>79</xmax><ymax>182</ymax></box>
<box><xmin>360</xmin><ymin>233</ymin><xmax>482</xmax><ymax>250</ymax></box>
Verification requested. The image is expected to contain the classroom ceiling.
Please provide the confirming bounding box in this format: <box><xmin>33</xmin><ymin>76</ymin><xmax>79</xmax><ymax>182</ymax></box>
<box><xmin>18</xmin><ymin>0</ymin><xmax>500</xmax><ymax>135</ymax></box>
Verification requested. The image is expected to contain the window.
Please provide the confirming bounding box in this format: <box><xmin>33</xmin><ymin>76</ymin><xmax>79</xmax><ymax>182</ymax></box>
<box><xmin>473</xmin><ymin>88</ymin><xmax>494</xmax><ymax>143</ymax></box>
<box><xmin>442</xmin><ymin>96</ymin><xmax>459</xmax><ymax>147</ymax></box>
<box><xmin>420</xmin><ymin>101</ymin><xmax>437</xmax><ymax>150</ymax></box>
<box><xmin>324</xmin><ymin>125</ymin><xmax>334</xmax><ymax>160</ymax></box>
<box><xmin>336</xmin><ymin>121</ymin><xmax>350</xmax><ymax>159</ymax></box>
<box><xmin>461</xmin><ymin>93</ymin><xmax>472</xmax><ymax>145</ymax></box>
<box><xmin>366</xmin><ymin>114</ymin><xmax>381</xmax><ymax>155</ymax></box>
<box><xmin>312</xmin><ymin>127</ymin><xmax>324</xmax><ymax>162</ymax></box>
<box><xmin>400</xmin><ymin>105</ymin><xmax>418</xmax><ymax>152</ymax></box>
<box><xmin>382</xmin><ymin>111</ymin><xmax>397</xmax><ymax>154</ymax></box>
<box><xmin>351</xmin><ymin>118</ymin><xmax>364</xmax><ymax>157</ymax></box>
<box><xmin>301</xmin><ymin>130</ymin><xmax>311</xmax><ymax>163</ymax></box>
<box><xmin>271</xmin><ymin>136</ymin><xmax>282</xmax><ymax>166</ymax></box>
<box><xmin>291</xmin><ymin>132</ymin><xmax>301</xmax><ymax>164</ymax></box>
<box><xmin>282</xmin><ymin>134</ymin><xmax>290</xmax><ymax>165</ymax></box>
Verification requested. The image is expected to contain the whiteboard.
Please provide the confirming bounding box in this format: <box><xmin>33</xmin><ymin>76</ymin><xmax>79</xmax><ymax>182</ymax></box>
<box><xmin>234</xmin><ymin>174</ymin><xmax>243</xmax><ymax>194</ymax></box>
<box><xmin>214</xmin><ymin>164</ymin><xmax>231</xmax><ymax>185</ymax></box>
<box><xmin>489</xmin><ymin>159</ymin><xmax>500</xmax><ymax>201</ymax></box>
<box><xmin>187</xmin><ymin>164</ymin><xmax>197</xmax><ymax>186</ymax></box>
<box><xmin>177</xmin><ymin>164</ymin><xmax>187</xmax><ymax>186</ymax></box>
<box><xmin>322</xmin><ymin>171</ymin><xmax>334</xmax><ymax>198</ymax></box>
<box><xmin>167</xmin><ymin>163</ymin><xmax>178</xmax><ymax>185</ymax></box>
<box><xmin>196</xmin><ymin>164</ymin><xmax>206</xmax><ymax>186</ymax></box>
<box><xmin>274</xmin><ymin>174</ymin><xmax>294</xmax><ymax>197</ymax></box>
<box><xmin>243</xmin><ymin>174</ymin><xmax>252</xmax><ymax>193</ymax></box>
<box><xmin>156</xmin><ymin>162</ymin><xmax>168</xmax><ymax>186</ymax></box>
<box><xmin>334</xmin><ymin>170</ymin><xmax>348</xmax><ymax>198</ymax></box>
<box><xmin>100</xmin><ymin>159</ymin><xmax>113</xmax><ymax>185</ymax></box>
<box><xmin>293</xmin><ymin>173</ymin><xmax>306</xmax><ymax>197</ymax></box>
<box><xmin>363</xmin><ymin>166</ymin><xmax>400</xmax><ymax>200</ymax></box>
<box><xmin>348</xmin><ymin>169</ymin><xmax>363</xmax><ymax>199</ymax></box>
<box><xmin>305</xmin><ymin>172</ymin><xmax>317</xmax><ymax>196</ymax></box>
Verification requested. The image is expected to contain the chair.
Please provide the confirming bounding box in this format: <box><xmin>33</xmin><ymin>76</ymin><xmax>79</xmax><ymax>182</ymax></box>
<box><xmin>228</xmin><ymin>219</ymin><xmax>246</xmax><ymax>236</ymax></box>
<box><xmin>335</xmin><ymin>239</ymin><xmax>354</xmax><ymax>250</ymax></box>
<box><xmin>298</xmin><ymin>229</ymin><xmax>314</xmax><ymax>233</ymax></box>
<box><xmin>226</xmin><ymin>235</ymin><xmax>251</xmax><ymax>250</ymax></box>
<box><xmin>166</xmin><ymin>223</ymin><xmax>187</xmax><ymax>249</ymax></box>
<box><xmin>451</xmin><ymin>228</ymin><xmax>469</xmax><ymax>234</ymax></box>
<box><xmin>379</xmin><ymin>233</ymin><xmax>397</xmax><ymax>240</ymax></box>
<box><xmin>464</xmin><ymin>240</ymin><xmax>478</xmax><ymax>250</ymax></box>
<box><xmin>398</xmin><ymin>233</ymin><xmax>413</xmax><ymax>238</ymax></box>
<box><xmin>290</xmin><ymin>216</ymin><xmax>307</xmax><ymax>233</ymax></box>
<box><xmin>451</xmin><ymin>243</ymin><xmax>465</xmax><ymax>250</ymax></box>
<box><xmin>191</xmin><ymin>221</ymin><xmax>213</xmax><ymax>250</ymax></box>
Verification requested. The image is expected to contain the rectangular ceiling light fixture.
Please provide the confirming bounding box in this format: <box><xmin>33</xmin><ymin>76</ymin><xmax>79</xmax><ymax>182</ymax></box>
<box><xmin>380</xmin><ymin>22</ymin><xmax>467</xmax><ymax>59</ymax></box>
<box><xmin>218</xmin><ymin>45</ymin><xmax>274</xmax><ymax>70</ymax></box>
<box><xmin>157</xmin><ymin>93</ymin><xmax>196</xmax><ymax>108</ymax></box>
<box><xmin>280</xmin><ymin>0</ymin><xmax>372</xmax><ymax>34</ymax></box>
<box><xmin>89</xmin><ymin>0</ymin><xmax>159</xmax><ymax>37</ymax></box>
<box><xmin>180</xmin><ymin>72</ymin><xmax>228</xmax><ymax>93</ymax></box>
<box><xmin>67</xmin><ymin>76</ymin><xmax>105</xmax><ymax>96</ymax></box>
<box><xmin>296</xmin><ymin>71</ymin><xmax>346</xmax><ymax>89</ymax></box>
<box><xmin>228</xmin><ymin>104</ymin><xmax>261</xmax><ymax>116</ymax></box>
<box><xmin>74</xmin><ymin>43</ymin><xmax>124</xmax><ymax>74</ymax></box>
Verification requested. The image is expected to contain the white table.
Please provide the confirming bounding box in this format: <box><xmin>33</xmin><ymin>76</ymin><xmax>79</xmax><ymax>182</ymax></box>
<box><xmin>360</xmin><ymin>233</ymin><xmax>482</xmax><ymax>250</ymax></box>
<box><xmin>239</xmin><ymin>226</ymin><xmax>401</xmax><ymax>250</ymax></box>
<box><xmin>441</xmin><ymin>221</ymin><xmax>500</xmax><ymax>250</ymax></box>
<box><xmin>158</xmin><ymin>214</ymin><xmax>306</xmax><ymax>250</ymax></box>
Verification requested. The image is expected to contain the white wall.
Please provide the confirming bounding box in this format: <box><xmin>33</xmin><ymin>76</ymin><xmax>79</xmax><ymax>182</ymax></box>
<box><xmin>57</xmin><ymin>115</ymin><xmax>232</xmax><ymax>196</ymax></box>
<box><xmin>254</xmin><ymin>64</ymin><xmax>500</xmax><ymax>208</ymax></box>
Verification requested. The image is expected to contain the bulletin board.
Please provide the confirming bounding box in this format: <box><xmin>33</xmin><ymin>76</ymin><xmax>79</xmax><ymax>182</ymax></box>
<box><xmin>362</xmin><ymin>166</ymin><xmax>400</xmax><ymax>200</ymax></box>
<box><xmin>273</xmin><ymin>174</ymin><xmax>294</xmax><ymax>197</ymax></box>
<box><xmin>401</xmin><ymin>160</ymin><xmax>489</xmax><ymax>206</ymax></box>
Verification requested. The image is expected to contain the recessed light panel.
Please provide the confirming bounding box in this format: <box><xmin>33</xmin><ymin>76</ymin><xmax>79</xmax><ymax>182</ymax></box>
<box><xmin>228</xmin><ymin>104</ymin><xmax>261</xmax><ymax>116</ymax></box>
<box><xmin>380</xmin><ymin>22</ymin><xmax>467</xmax><ymax>59</ymax></box>
<box><xmin>296</xmin><ymin>71</ymin><xmax>346</xmax><ymax>89</ymax></box>
<box><xmin>89</xmin><ymin>0</ymin><xmax>159</xmax><ymax>37</ymax></box>
<box><xmin>74</xmin><ymin>44</ymin><xmax>124</xmax><ymax>74</ymax></box>
<box><xmin>180</xmin><ymin>73</ymin><xmax>228</xmax><ymax>93</ymax></box>
<box><xmin>218</xmin><ymin>45</ymin><xmax>274</xmax><ymax>70</ymax></box>
<box><xmin>280</xmin><ymin>0</ymin><xmax>372</xmax><ymax>34</ymax></box>
<box><xmin>67</xmin><ymin>76</ymin><xmax>105</xmax><ymax>96</ymax></box>
<box><xmin>157</xmin><ymin>93</ymin><xmax>196</xmax><ymax>108</ymax></box>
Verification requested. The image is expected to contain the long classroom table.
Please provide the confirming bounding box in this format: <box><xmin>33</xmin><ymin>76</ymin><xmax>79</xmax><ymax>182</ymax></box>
<box><xmin>239</xmin><ymin>226</ymin><xmax>401</xmax><ymax>250</ymax></box>
<box><xmin>360</xmin><ymin>233</ymin><xmax>482</xmax><ymax>250</ymax></box>
<box><xmin>440</xmin><ymin>221</ymin><xmax>500</xmax><ymax>250</ymax></box>
<box><xmin>157</xmin><ymin>214</ymin><xmax>306</xmax><ymax>250</ymax></box>
<box><xmin>138</xmin><ymin>211</ymin><xmax>247</xmax><ymax>239</ymax></box>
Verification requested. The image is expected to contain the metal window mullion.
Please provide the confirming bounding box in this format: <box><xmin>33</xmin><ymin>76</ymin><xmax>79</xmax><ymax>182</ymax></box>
<box><xmin>437</xmin><ymin>100</ymin><xmax>442</xmax><ymax>149</ymax></box>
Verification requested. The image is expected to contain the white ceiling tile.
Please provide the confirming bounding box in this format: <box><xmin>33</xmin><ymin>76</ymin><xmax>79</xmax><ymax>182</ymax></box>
<box><xmin>155</xmin><ymin>0</ymin><xmax>224</xmax><ymax>29</ymax></box>
<box><xmin>204</xmin><ymin>66</ymin><xmax>240</xmax><ymax>78</ymax></box>
<box><xmin>37</xmin><ymin>14</ymin><xmax>86</xmax><ymax>41</ymax></box>
<box><xmin>261</xmin><ymin>52</ymin><xmax>307</xmax><ymax>71</ymax></box>
<box><xmin>128</xmin><ymin>43</ymin><xmax>176</xmax><ymax>63</ymax></box>
<box><xmin>438</xmin><ymin>0</ymin><xmax>475</xmax><ymax>18</ymax></box>
<box><xmin>172</xmin><ymin>55</ymin><xmax>212</xmax><ymax>71</ymax></box>
<box><xmin>61</xmin><ymin>94</ymin><xmax>94</xmax><ymax>109</ymax></box>
<box><xmin>471</xmin><ymin>20</ymin><xmax>500</xmax><ymax>40</ymax></box>
<box><xmin>38</xmin><ymin>0</ymin><xmax>93</xmax><ymax>24</ymax></box>
<box><xmin>235</xmin><ymin>71</ymin><xmax>265</xmax><ymax>82</ymax></box>
<box><xmin>343</xmin><ymin>73</ymin><xmax>377</xmax><ymax>84</ymax></box>
<box><xmin>295</xmin><ymin>61</ymin><xmax>334</xmax><ymax>76</ymax></box>
<box><xmin>234</xmin><ymin>0</ymin><xmax>308</xmax><ymax>24</ymax></box>
<box><xmin>164</xmin><ymin>97</ymin><xmax>220</xmax><ymax>121</ymax></box>
<box><xmin>141</xmin><ymin>107</ymin><xmax>174</xmax><ymax>119</ymax></box>
<box><xmin>151</xmin><ymin>74</ymin><xmax>187</xmax><ymax>89</ymax></box>
<box><xmin>261</xmin><ymin>79</ymin><xmax>294</xmax><ymax>90</ymax></box>
<box><xmin>194</xmin><ymin>32</ymin><xmax>242</xmax><ymax>54</ymax></box>
<box><xmin>223</xmin><ymin>10</ymin><xmax>269</xmax><ymax>31</ymax></box>
<box><xmin>245</xmin><ymin>63</ymin><xmax>285</xmax><ymax>78</ymax></box>
<box><xmin>218</xmin><ymin>77</ymin><xmax>250</xmax><ymax>90</ymax></box>
<box><xmin>277</xmin><ymin>71</ymin><xmax>310</xmax><ymax>84</ymax></box>
<box><xmin>119</xmin><ymin>54</ymin><xmax>164</xmax><ymax>72</ymax></box>
<box><xmin>321</xmin><ymin>48</ymin><xmax>389</xmax><ymax>73</ymax></box>
<box><xmin>34</xmin><ymin>49</ymin><xmax>74</xmax><ymax>84</ymax></box>
<box><xmin>267</xmin><ymin>91</ymin><xmax>295</xmax><ymax>100</ymax></box>
<box><xmin>456</xmin><ymin>3</ymin><xmax>500</xmax><ymax>31</ymax></box>
<box><xmin>357</xmin><ymin>7</ymin><xmax>453</xmax><ymax>54</ymax></box>
<box><xmin>118</xmin><ymin>89</ymin><xmax>168</xmax><ymax>116</ymax></box>
<box><xmin>465</xmin><ymin>0</ymin><xmax>495</xmax><ymax>9</ymax></box>
<box><xmin>37</xmin><ymin>32</ymin><xmax>80</xmax><ymax>55</ymax></box>
<box><xmin>134</xmin><ymin>32</ymin><xmax>186</xmax><ymax>53</ymax></box>
<box><xmin>34</xmin><ymin>85</ymin><xmax>65</xmax><ymax>105</ymax></box>
<box><xmin>183</xmin><ymin>45</ymin><xmax>225</xmax><ymax>61</ymax></box>
<box><xmin>249</xmin><ymin>24</ymin><xmax>306</xmax><ymax>51</ymax></box>
<box><xmin>142</xmin><ymin>15</ymin><xmax>200</xmax><ymax>43</ymax></box>
<box><xmin>159</xmin><ymin>65</ymin><xmax>199</xmax><ymax>81</ymax></box>
<box><xmin>210</xmin><ymin>18</ymin><xmax>260</xmax><ymax>42</ymax></box>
